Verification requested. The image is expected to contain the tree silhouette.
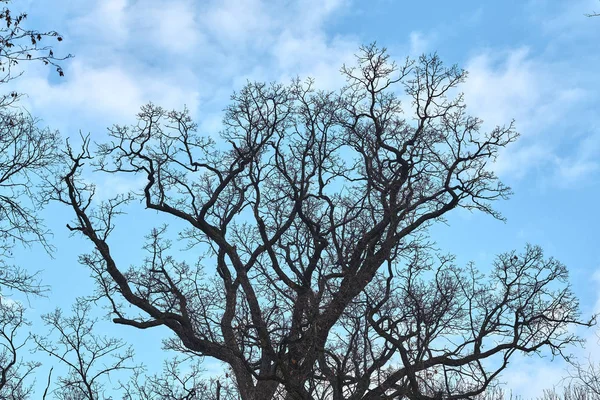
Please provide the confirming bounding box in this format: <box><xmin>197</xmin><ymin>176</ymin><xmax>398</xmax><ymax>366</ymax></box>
<box><xmin>0</xmin><ymin>0</ymin><xmax>70</xmax><ymax>105</ymax></box>
<box><xmin>119</xmin><ymin>357</ymin><xmax>238</xmax><ymax>400</ymax></box>
<box><xmin>0</xmin><ymin>1</ymin><xmax>69</xmax><ymax>396</ymax></box>
<box><xmin>32</xmin><ymin>299</ymin><xmax>136</xmax><ymax>400</ymax></box>
<box><xmin>54</xmin><ymin>45</ymin><xmax>593</xmax><ymax>399</ymax></box>
<box><xmin>569</xmin><ymin>333</ymin><xmax>600</xmax><ymax>398</ymax></box>
<box><xmin>0</xmin><ymin>0</ymin><xmax>68</xmax><ymax>295</ymax></box>
<box><xmin>0</xmin><ymin>299</ymin><xmax>39</xmax><ymax>399</ymax></box>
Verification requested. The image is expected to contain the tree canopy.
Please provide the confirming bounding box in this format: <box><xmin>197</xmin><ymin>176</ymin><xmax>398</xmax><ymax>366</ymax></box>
<box><xmin>50</xmin><ymin>45</ymin><xmax>593</xmax><ymax>399</ymax></box>
<box><xmin>0</xmin><ymin>1</ymin><xmax>597</xmax><ymax>398</ymax></box>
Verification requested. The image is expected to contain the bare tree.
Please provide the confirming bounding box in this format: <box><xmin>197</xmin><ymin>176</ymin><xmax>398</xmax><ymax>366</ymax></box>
<box><xmin>120</xmin><ymin>357</ymin><xmax>238</xmax><ymax>400</ymax></box>
<box><xmin>0</xmin><ymin>1</ymin><xmax>69</xmax><ymax>396</ymax></box>
<box><xmin>32</xmin><ymin>299</ymin><xmax>136</xmax><ymax>400</ymax></box>
<box><xmin>569</xmin><ymin>331</ymin><xmax>600</xmax><ymax>398</ymax></box>
<box><xmin>0</xmin><ymin>0</ymin><xmax>71</xmax><ymax>105</ymax></box>
<box><xmin>54</xmin><ymin>44</ymin><xmax>593</xmax><ymax>399</ymax></box>
<box><xmin>0</xmin><ymin>299</ymin><xmax>39</xmax><ymax>399</ymax></box>
<box><xmin>0</xmin><ymin>0</ymin><xmax>69</xmax><ymax>295</ymax></box>
<box><xmin>574</xmin><ymin>361</ymin><xmax>600</xmax><ymax>397</ymax></box>
<box><xmin>536</xmin><ymin>385</ymin><xmax>599</xmax><ymax>400</ymax></box>
<box><xmin>0</xmin><ymin>111</ymin><xmax>60</xmax><ymax>299</ymax></box>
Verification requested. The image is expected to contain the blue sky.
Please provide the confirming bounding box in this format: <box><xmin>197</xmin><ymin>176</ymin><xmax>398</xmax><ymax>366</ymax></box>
<box><xmin>5</xmin><ymin>0</ymin><xmax>600</xmax><ymax>397</ymax></box>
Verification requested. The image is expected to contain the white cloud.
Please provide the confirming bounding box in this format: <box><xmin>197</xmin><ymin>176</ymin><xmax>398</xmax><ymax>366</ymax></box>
<box><xmin>68</xmin><ymin>0</ymin><xmax>129</xmax><ymax>46</ymax></box>
<box><xmin>10</xmin><ymin>0</ymin><xmax>360</xmax><ymax>138</ymax></box>
<box><xmin>493</xmin><ymin>143</ymin><xmax>552</xmax><ymax>179</ymax></box>
<box><xmin>69</xmin><ymin>0</ymin><xmax>201</xmax><ymax>56</ymax></box>
<box><xmin>501</xmin><ymin>358</ymin><xmax>568</xmax><ymax>398</ymax></box>
<box><xmin>408</xmin><ymin>31</ymin><xmax>431</xmax><ymax>56</ymax></box>
<box><xmin>527</xmin><ymin>0</ymin><xmax>600</xmax><ymax>41</ymax></box>
<box><xmin>90</xmin><ymin>174</ymin><xmax>148</xmax><ymax>203</ymax></box>
<box><xmin>464</xmin><ymin>48</ymin><xmax>550</xmax><ymax>132</ymax></box>
<box><xmin>0</xmin><ymin>295</ymin><xmax>21</xmax><ymax>309</ymax></box>
<box><xmin>142</xmin><ymin>1</ymin><xmax>201</xmax><ymax>55</ymax></box>
<box><xmin>273</xmin><ymin>32</ymin><xmax>357</xmax><ymax>89</ymax></box>
<box><xmin>462</xmin><ymin>47</ymin><xmax>598</xmax><ymax>185</ymax></box>
<box><xmin>555</xmin><ymin>159</ymin><xmax>598</xmax><ymax>183</ymax></box>
<box><xmin>25</xmin><ymin>61</ymin><xmax>143</xmax><ymax>119</ymax></box>
<box><xmin>202</xmin><ymin>0</ymin><xmax>272</xmax><ymax>45</ymax></box>
<box><xmin>16</xmin><ymin>59</ymin><xmax>199</xmax><ymax>135</ymax></box>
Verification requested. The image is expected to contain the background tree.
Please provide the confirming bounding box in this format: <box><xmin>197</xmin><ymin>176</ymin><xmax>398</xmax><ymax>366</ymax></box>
<box><xmin>54</xmin><ymin>45</ymin><xmax>593</xmax><ymax>399</ymax></box>
<box><xmin>32</xmin><ymin>298</ymin><xmax>136</xmax><ymax>400</ymax></box>
<box><xmin>0</xmin><ymin>0</ymin><xmax>69</xmax><ymax>106</ymax></box>
<box><xmin>0</xmin><ymin>111</ymin><xmax>60</xmax><ymax>296</ymax></box>
<box><xmin>120</xmin><ymin>357</ymin><xmax>238</xmax><ymax>400</ymax></box>
<box><xmin>0</xmin><ymin>0</ymin><xmax>68</xmax><ymax>295</ymax></box>
<box><xmin>569</xmin><ymin>334</ymin><xmax>600</xmax><ymax>398</ymax></box>
<box><xmin>0</xmin><ymin>299</ymin><xmax>38</xmax><ymax>399</ymax></box>
<box><xmin>0</xmin><ymin>0</ymin><xmax>69</xmax><ymax>395</ymax></box>
<box><xmin>572</xmin><ymin>362</ymin><xmax>600</xmax><ymax>397</ymax></box>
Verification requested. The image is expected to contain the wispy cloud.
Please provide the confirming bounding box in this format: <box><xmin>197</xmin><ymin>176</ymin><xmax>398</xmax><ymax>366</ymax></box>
<box><xmin>12</xmin><ymin>0</ymin><xmax>358</xmax><ymax>137</ymax></box>
<box><xmin>462</xmin><ymin>46</ymin><xmax>598</xmax><ymax>185</ymax></box>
